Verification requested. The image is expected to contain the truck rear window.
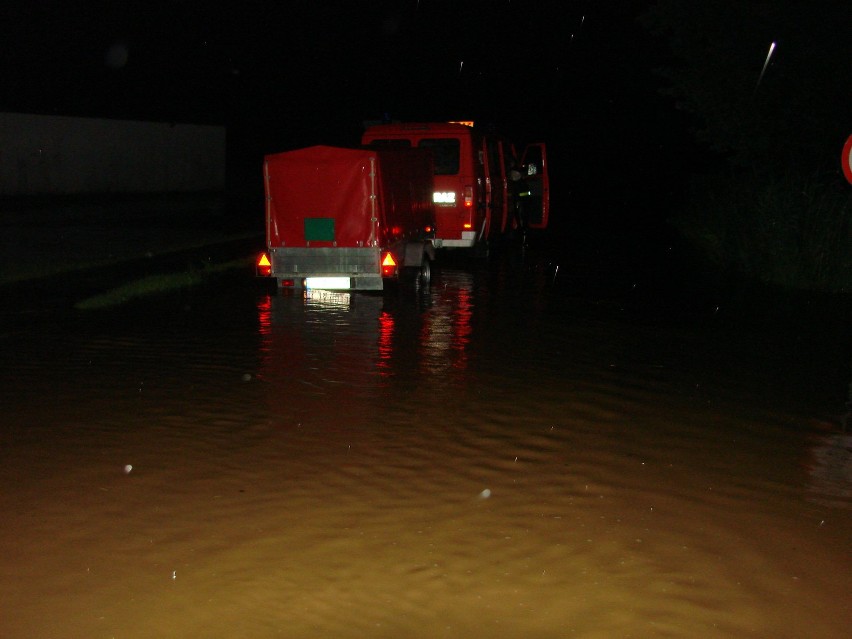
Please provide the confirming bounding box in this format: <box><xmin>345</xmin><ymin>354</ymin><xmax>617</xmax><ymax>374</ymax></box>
<box><xmin>417</xmin><ymin>138</ymin><xmax>460</xmax><ymax>175</ymax></box>
<box><xmin>365</xmin><ymin>137</ymin><xmax>461</xmax><ymax>176</ymax></box>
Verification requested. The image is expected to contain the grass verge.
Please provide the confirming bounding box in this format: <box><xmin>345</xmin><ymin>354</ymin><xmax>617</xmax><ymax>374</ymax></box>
<box><xmin>74</xmin><ymin>258</ymin><xmax>252</xmax><ymax>310</ymax></box>
<box><xmin>671</xmin><ymin>170</ymin><xmax>852</xmax><ymax>293</ymax></box>
<box><xmin>0</xmin><ymin>231</ymin><xmax>259</xmax><ymax>287</ymax></box>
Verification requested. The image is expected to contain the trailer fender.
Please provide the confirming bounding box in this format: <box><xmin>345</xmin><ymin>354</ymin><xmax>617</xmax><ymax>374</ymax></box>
<box><xmin>403</xmin><ymin>241</ymin><xmax>434</xmax><ymax>285</ymax></box>
<box><xmin>403</xmin><ymin>241</ymin><xmax>435</xmax><ymax>267</ymax></box>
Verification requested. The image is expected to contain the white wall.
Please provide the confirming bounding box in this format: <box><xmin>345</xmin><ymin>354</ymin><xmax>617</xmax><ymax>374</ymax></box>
<box><xmin>0</xmin><ymin>112</ymin><xmax>225</xmax><ymax>195</ymax></box>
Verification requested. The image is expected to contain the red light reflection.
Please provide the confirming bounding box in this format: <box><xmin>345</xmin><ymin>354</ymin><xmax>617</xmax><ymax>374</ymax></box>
<box><xmin>377</xmin><ymin>310</ymin><xmax>395</xmax><ymax>377</ymax></box>
<box><xmin>418</xmin><ymin>273</ymin><xmax>474</xmax><ymax>375</ymax></box>
<box><xmin>257</xmin><ymin>294</ymin><xmax>272</xmax><ymax>337</ymax></box>
<box><xmin>255</xmin><ymin>294</ymin><xmax>273</xmax><ymax>380</ymax></box>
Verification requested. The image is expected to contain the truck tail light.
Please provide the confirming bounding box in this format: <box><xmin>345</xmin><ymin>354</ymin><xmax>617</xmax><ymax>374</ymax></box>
<box><xmin>381</xmin><ymin>252</ymin><xmax>397</xmax><ymax>277</ymax></box>
<box><xmin>256</xmin><ymin>253</ymin><xmax>272</xmax><ymax>277</ymax></box>
<box><xmin>463</xmin><ymin>186</ymin><xmax>473</xmax><ymax>208</ymax></box>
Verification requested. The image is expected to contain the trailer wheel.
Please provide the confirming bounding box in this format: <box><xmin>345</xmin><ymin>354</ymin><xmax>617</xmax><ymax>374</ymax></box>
<box><xmin>419</xmin><ymin>256</ymin><xmax>431</xmax><ymax>286</ymax></box>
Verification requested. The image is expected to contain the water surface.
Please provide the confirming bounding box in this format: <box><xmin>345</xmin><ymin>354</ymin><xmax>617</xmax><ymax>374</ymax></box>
<box><xmin>1</xmin><ymin>252</ymin><xmax>850</xmax><ymax>638</ymax></box>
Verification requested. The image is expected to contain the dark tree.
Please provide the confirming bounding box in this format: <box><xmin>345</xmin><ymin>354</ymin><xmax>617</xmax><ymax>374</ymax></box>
<box><xmin>642</xmin><ymin>0</ymin><xmax>851</xmax><ymax>175</ymax></box>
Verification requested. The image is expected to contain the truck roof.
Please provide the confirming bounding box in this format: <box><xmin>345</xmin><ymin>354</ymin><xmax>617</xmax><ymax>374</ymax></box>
<box><xmin>363</xmin><ymin>122</ymin><xmax>475</xmax><ymax>137</ymax></box>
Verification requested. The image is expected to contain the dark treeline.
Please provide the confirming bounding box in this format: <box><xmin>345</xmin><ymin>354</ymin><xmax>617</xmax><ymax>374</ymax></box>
<box><xmin>641</xmin><ymin>0</ymin><xmax>851</xmax><ymax>292</ymax></box>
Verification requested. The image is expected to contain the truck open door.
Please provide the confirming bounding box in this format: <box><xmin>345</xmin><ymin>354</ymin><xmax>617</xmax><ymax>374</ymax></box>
<box><xmin>520</xmin><ymin>143</ymin><xmax>549</xmax><ymax>229</ymax></box>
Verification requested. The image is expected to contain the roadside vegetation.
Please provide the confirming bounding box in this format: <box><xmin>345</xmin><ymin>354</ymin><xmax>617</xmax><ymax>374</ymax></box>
<box><xmin>673</xmin><ymin>171</ymin><xmax>851</xmax><ymax>293</ymax></box>
<box><xmin>643</xmin><ymin>0</ymin><xmax>851</xmax><ymax>294</ymax></box>
<box><xmin>0</xmin><ymin>230</ymin><xmax>258</xmax><ymax>287</ymax></box>
<box><xmin>74</xmin><ymin>257</ymin><xmax>253</xmax><ymax>310</ymax></box>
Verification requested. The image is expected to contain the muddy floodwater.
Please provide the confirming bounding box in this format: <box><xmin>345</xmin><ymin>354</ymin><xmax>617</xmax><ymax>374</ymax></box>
<box><xmin>1</xmin><ymin>248</ymin><xmax>850</xmax><ymax>638</ymax></box>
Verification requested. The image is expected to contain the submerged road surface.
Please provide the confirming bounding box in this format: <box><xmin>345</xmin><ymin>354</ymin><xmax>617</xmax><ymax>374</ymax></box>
<box><xmin>1</xmin><ymin>245</ymin><xmax>850</xmax><ymax>638</ymax></box>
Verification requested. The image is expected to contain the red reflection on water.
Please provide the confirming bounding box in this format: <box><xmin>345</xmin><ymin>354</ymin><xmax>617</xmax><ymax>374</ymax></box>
<box><xmin>452</xmin><ymin>283</ymin><xmax>473</xmax><ymax>366</ymax></box>
<box><xmin>256</xmin><ymin>276</ymin><xmax>476</xmax><ymax>403</ymax></box>
<box><xmin>256</xmin><ymin>294</ymin><xmax>273</xmax><ymax>381</ymax></box>
<box><xmin>257</xmin><ymin>294</ymin><xmax>272</xmax><ymax>337</ymax></box>
<box><xmin>254</xmin><ymin>291</ymin><xmax>384</xmax><ymax>427</ymax></box>
<box><xmin>418</xmin><ymin>273</ymin><xmax>474</xmax><ymax>374</ymax></box>
<box><xmin>377</xmin><ymin>310</ymin><xmax>395</xmax><ymax>377</ymax></box>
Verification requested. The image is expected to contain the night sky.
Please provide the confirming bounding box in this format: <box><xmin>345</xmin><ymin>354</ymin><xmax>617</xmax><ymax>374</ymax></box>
<box><xmin>5</xmin><ymin>0</ymin><xmax>845</xmax><ymax>222</ymax></box>
<box><xmin>1</xmin><ymin>2</ymin><xmax>665</xmax><ymax>150</ymax></box>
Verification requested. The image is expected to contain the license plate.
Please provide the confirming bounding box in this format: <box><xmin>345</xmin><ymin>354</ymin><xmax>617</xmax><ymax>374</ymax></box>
<box><xmin>305</xmin><ymin>277</ymin><xmax>350</xmax><ymax>290</ymax></box>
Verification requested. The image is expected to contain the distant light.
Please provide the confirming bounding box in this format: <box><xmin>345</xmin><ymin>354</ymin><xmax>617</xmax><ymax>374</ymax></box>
<box><xmin>755</xmin><ymin>41</ymin><xmax>777</xmax><ymax>93</ymax></box>
<box><xmin>767</xmin><ymin>41</ymin><xmax>776</xmax><ymax>58</ymax></box>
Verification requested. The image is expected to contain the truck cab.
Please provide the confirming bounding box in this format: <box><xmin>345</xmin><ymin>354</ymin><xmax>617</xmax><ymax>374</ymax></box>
<box><xmin>362</xmin><ymin>121</ymin><xmax>549</xmax><ymax>248</ymax></box>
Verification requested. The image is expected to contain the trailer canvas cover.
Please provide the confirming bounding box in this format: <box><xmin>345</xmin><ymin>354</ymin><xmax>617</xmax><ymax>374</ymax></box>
<box><xmin>266</xmin><ymin>146</ymin><xmax>377</xmax><ymax>248</ymax></box>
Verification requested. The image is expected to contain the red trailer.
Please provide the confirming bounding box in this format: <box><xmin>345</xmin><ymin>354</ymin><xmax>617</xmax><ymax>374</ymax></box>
<box><xmin>257</xmin><ymin>145</ymin><xmax>435</xmax><ymax>291</ymax></box>
<box><xmin>361</xmin><ymin>121</ymin><xmax>549</xmax><ymax>249</ymax></box>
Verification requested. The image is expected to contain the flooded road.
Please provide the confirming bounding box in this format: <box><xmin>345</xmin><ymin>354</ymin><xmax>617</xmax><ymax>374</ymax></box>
<box><xmin>1</xmin><ymin>248</ymin><xmax>850</xmax><ymax>638</ymax></box>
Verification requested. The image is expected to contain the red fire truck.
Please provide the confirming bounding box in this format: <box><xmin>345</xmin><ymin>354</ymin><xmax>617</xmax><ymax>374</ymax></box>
<box><xmin>256</xmin><ymin>145</ymin><xmax>435</xmax><ymax>291</ymax></box>
<box><xmin>361</xmin><ymin>121</ymin><xmax>549</xmax><ymax>248</ymax></box>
